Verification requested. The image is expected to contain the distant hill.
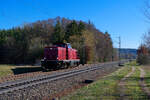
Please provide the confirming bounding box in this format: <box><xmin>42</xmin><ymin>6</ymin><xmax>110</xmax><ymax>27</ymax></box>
<box><xmin>119</xmin><ymin>48</ymin><xmax>137</xmax><ymax>59</ymax></box>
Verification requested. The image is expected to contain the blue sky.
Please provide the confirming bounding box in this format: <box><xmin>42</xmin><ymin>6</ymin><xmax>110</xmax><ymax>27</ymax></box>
<box><xmin>0</xmin><ymin>0</ymin><xmax>150</xmax><ymax>49</ymax></box>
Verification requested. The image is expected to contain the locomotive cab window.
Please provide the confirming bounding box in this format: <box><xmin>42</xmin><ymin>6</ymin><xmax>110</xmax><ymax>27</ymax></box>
<box><xmin>54</xmin><ymin>44</ymin><xmax>66</xmax><ymax>48</ymax></box>
<box><xmin>67</xmin><ymin>43</ymin><xmax>72</xmax><ymax>49</ymax></box>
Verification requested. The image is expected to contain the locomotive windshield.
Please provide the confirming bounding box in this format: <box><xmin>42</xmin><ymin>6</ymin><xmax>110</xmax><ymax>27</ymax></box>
<box><xmin>54</xmin><ymin>43</ymin><xmax>72</xmax><ymax>48</ymax></box>
<box><xmin>67</xmin><ymin>44</ymin><xmax>72</xmax><ymax>48</ymax></box>
<box><xmin>54</xmin><ymin>44</ymin><xmax>66</xmax><ymax>48</ymax></box>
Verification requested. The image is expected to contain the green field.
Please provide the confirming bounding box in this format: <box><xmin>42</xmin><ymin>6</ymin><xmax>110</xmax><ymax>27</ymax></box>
<box><xmin>0</xmin><ymin>65</ymin><xmax>41</xmax><ymax>77</ymax></box>
<box><xmin>0</xmin><ymin>65</ymin><xmax>15</xmax><ymax>77</ymax></box>
<box><xmin>62</xmin><ymin>62</ymin><xmax>150</xmax><ymax>100</ymax></box>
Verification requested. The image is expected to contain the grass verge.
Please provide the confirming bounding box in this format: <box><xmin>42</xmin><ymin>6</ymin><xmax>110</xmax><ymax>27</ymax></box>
<box><xmin>143</xmin><ymin>66</ymin><xmax>150</xmax><ymax>85</ymax></box>
<box><xmin>124</xmin><ymin>66</ymin><xmax>148</xmax><ymax>100</ymax></box>
<box><xmin>143</xmin><ymin>66</ymin><xmax>150</xmax><ymax>95</ymax></box>
<box><xmin>62</xmin><ymin>65</ymin><xmax>132</xmax><ymax>100</ymax></box>
<box><xmin>0</xmin><ymin>65</ymin><xmax>15</xmax><ymax>77</ymax></box>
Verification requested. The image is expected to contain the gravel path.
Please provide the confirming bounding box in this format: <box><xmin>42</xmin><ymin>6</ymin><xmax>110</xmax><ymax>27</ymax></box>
<box><xmin>0</xmin><ymin>63</ymin><xmax>120</xmax><ymax>100</ymax></box>
<box><xmin>139</xmin><ymin>67</ymin><xmax>150</xmax><ymax>98</ymax></box>
<box><xmin>117</xmin><ymin>67</ymin><xmax>135</xmax><ymax>100</ymax></box>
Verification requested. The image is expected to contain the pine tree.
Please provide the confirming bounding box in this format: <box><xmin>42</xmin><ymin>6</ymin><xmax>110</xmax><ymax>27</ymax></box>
<box><xmin>51</xmin><ymin>21</ymin><xmax>65</xmax><ymax>43</ymax></box>
<box><xmin>78</xmin><ymin>21</ymin><xmax>85</xmax><ymax>35</ymax></box>
<box><xmin>65</xmin><ymin>20</ymin><xmax>78</xmax><ymax>41</ymax></box>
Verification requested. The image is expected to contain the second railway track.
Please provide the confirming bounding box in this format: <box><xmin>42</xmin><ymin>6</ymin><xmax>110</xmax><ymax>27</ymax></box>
<box><xmin>0</xmin><ymin>61</ymin><xmax>128</xmax><ymax>95</ymax></box>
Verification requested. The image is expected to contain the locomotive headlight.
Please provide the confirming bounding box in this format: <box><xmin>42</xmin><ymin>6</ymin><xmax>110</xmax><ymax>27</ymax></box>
<box><xmin>56</xmin><ymin>56</ymin><xmax>59</xmax><ymax>60</ymax></box>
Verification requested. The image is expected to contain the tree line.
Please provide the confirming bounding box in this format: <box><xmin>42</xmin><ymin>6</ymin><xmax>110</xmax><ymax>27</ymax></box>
<box><xmin>137</xmin><ymin>32</ymin><xmax>150</xmax><ymax>65</ymax></box>
<box><xmin>137</xmin><ymin>0</ymin><xmax>150</xmax><ymax>65</ymax></box>
<box><xmin>0</xmin><ymin>17</ymin><xmax>116</xmax><ymax>64</ymax></box>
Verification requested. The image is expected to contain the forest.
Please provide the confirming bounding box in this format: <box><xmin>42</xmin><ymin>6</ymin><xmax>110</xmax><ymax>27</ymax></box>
<box><xmin>0</xmin><ymin>17</ymin><xmax>116</xmax><ymax>64</ymax></box>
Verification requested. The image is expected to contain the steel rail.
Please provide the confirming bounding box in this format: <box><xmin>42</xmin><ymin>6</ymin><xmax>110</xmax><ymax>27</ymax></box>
<box><xmin>0</xmin><ymin>61</ymin><xmax>127</xmax><ymax>95</ymax></box>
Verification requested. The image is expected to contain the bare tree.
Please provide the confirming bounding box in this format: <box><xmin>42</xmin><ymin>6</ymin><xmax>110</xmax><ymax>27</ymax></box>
<box><xmin>143</xmin><ymin>31</ymin><xmax>150</xmax><ymax>49</ymax></box>
<box><xmin>142</xmin><ymin>0</ymin><xmax>150</xmax><ymax>48</ymax></box>
<box><xmin>143</xmin><ymin>0</ymin><xmax>150</xmax><ymax>21</ymax></box>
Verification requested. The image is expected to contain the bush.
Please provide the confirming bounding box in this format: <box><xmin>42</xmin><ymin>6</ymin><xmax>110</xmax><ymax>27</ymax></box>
<box><xmin>137</xmin><ymin>54</ymin><xmax>150</xmax><ymax>65</ymax></box>
<box><xmin>24</xmin><ymin>47</ymin><xmax>44</xmax><ymax>64</ymax></box>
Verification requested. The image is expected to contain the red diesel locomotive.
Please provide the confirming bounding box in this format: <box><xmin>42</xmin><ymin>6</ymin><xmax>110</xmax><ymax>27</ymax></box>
<box><xmin>41</xmin><ymin>43</ymin><xmax>80</xmax><ymax>70</ymax></box>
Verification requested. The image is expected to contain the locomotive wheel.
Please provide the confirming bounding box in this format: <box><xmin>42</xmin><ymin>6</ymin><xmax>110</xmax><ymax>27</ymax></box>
<box><xmin>42</xmin><ymin>67</ymin><xmax>49</xmax><ymax>72</ymax></box>
<box><xmin>61</xmin><ymin>63</ymin><xmax>65</xmax><ymax>69</ymax></box>
<box><xmin>62</xmin><ymin>63</ymin><xmax>67</xmax><ymax>69</ymax></box>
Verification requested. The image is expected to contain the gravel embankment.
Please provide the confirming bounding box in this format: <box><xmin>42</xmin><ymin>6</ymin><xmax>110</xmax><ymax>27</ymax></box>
<box><xmin>0</xmin><ymin>63</ymin><xmax>121</xmax><ymax>100</ymax></box>
<box><xmin>0</xmin><ymin>64</ymin><xmax>91</xmax><ymax>83</ymax></box>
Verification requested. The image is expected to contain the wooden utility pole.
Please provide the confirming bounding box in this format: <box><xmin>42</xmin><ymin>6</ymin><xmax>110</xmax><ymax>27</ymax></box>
<box><xmin>119</xmin><ymin>36</ymin><xmax>121</xmax><ymax>65</ymax></box>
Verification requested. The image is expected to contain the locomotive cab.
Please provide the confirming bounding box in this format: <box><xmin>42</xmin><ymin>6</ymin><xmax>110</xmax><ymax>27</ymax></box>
<box><xmin>41</xmin><ymin>43</ymin><xmax>80</xmax><ymax>70</ymax></box>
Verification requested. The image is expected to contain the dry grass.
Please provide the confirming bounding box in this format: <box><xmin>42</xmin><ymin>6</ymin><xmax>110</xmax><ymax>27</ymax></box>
<box><xmin>62</xmin><ymin>65</ymin><xmax>132</xmax><ymax>100</ymax></box>
<box><xmin>0</xmin><ymin>65</ymin><xmax>15</xmax><ymax>77</ymax></box>
<box><xmin>62</xmin><ymin>62</ymin><xmax>149</xmax><ymax>100</ymax></box>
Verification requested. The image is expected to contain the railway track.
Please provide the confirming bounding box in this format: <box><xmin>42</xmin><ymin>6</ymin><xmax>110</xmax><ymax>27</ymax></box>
<box><xmin>0</xmin><ymin>61</ymin><xmax>128</xmax><ymax>95</ymax></box>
